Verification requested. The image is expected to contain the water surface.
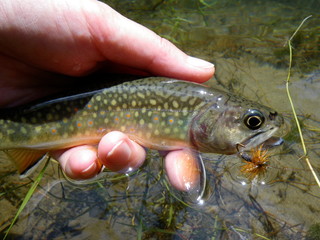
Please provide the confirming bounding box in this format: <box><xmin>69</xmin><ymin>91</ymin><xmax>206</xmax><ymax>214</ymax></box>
<box><xmin>1</xmin><ymin>0</ymin><xmax>319</xmax><ymax>239</ymax></box>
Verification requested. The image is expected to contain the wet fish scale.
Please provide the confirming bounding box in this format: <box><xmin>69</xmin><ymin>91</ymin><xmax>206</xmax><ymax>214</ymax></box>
<box><xmin>0</xmin><ymin>77</ymin><xmax>283</xmax><ymax>174</ymax></box>
<box><xmin>1</xmin><ymin>79</ymin><xmax>198</xmax><ymax>148</ymax></box>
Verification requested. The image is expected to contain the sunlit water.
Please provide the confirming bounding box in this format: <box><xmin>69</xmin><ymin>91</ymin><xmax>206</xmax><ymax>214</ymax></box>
<box><xmin>1</xmin><ymin>0</ymin><xmax>319</xmax><ymax>239</ymax></box>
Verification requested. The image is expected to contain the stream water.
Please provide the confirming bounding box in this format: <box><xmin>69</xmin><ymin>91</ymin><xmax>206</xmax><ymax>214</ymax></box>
<box><xmin>1</xmin><ymin>0</ymin><xmax>319</xmax><ymax>239</ymax></box>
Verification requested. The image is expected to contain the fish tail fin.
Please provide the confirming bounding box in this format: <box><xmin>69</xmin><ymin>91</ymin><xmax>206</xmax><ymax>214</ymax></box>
<box><xmin>3</xmin><ymin>149</ymin><xmax>47</xmax><ymax>176</ymax></box>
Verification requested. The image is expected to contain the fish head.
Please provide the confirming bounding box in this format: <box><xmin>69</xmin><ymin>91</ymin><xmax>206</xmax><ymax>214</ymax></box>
<box><xmin>191</xmin><ymin>101</ymin><xmax>284</xmax><ymax>154</ymax></box>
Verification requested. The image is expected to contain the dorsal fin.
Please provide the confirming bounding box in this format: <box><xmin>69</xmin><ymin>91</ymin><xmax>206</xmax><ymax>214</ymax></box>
<box><xmin>3</xmin><ymin>149</ymin><xmax>47</xmax><ymax>175</ymax></box>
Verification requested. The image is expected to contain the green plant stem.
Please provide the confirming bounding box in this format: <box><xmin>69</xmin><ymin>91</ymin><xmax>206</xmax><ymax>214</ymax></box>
<box><xmin>285</xmin><ymin>15</ymin><xmax>320</xmax><ymax>188</ymax></box>
<box><xmin>3</xmin><ymin>158</ymin><xmax>50</xmax><ymax>240</ymax></box>
<box><xmin>286</xmin><ymin>40</ymin><xmax>307</xmax><ymax>154</ymax></box>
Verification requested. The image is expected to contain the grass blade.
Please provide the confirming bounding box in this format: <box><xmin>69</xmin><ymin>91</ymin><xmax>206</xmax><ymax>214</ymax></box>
<box><xmin>285</xmin><ymin>15</ymin><xmax>320</xmax><ymax>188</ymax></box>
<box><xmin>3</xmin><ymin>158</ymin><xmax>50</xmax><ymax>240</ymax></box>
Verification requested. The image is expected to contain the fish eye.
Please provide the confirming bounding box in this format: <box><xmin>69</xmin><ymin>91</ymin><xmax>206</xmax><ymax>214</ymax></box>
<box><xmin>244</xmin><ymin>109</ymin><xmax>265</xmax><ymax>130</ymax></box>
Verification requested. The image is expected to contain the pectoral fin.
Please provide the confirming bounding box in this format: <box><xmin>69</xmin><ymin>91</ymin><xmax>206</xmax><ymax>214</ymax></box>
<box><xmin>3</xmin><ymin>149</ymin><xmax>48</xmax><ymax>175</ymax></box>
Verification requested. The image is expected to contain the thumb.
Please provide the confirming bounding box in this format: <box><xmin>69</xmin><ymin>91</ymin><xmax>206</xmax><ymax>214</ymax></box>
<box><xmin>88</xmin><ymin>2</ymin><xmax>215</xmax><ymax>82</ymax></box>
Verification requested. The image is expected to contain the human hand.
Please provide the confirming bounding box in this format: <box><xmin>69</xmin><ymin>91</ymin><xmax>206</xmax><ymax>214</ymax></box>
<box><xmin>0</xmin><ymin>0</ymin><xmax>214</xmax><ymax>191</ymax></box>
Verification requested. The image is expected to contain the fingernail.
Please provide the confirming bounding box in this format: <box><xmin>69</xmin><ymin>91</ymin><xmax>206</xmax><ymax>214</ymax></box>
<box><xmin>107</xmin><ymin>140</ymin><xmax>132</xmax><ymax>160</ymax></box>
<box><xmin>80</xmin><ymin>162</ymin><xmax>98</xmax><ymax>178</ymax></box>
<box><xmin>187</xmin><ymin>56</ymin><xmax>214</xmax><ymax>69</ymax></box>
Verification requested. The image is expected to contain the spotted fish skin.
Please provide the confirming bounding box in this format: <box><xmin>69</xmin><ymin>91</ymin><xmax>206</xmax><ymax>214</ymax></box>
<box><xmin>0</xmin><ymin>77</ymin><xmax>283</xmax><ymax>173</ymax></box>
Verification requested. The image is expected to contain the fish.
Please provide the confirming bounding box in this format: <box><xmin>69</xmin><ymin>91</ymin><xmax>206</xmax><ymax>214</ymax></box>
<box><xmin>0</xmin><ymin>77</ymin><xmax>284</xmax><ymax>174</ymax></box>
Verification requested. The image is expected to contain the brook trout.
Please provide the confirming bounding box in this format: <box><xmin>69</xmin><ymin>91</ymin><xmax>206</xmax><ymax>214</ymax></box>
<box><xmin>0</xmin><ymin>78</ymin><xmax>283</xmax><ymax>174</ymax></box>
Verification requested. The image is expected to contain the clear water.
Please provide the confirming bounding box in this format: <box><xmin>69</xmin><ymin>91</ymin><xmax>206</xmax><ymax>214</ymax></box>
<box><xmin>1</xmin><ymin>0</ymin><xmax>319</xmax><ymax>239</ymax></box>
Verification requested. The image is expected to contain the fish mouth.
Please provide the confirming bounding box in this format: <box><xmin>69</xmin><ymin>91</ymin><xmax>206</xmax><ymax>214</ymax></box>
<box><xmin>239</xmin><ymin>127</ymin><xmax>280</xmax><ymax>152</ymax></box>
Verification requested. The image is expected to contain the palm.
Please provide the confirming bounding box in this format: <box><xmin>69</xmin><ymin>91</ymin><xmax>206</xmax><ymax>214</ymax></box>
<box><xmin>0</xmin><ymin>0</ymin><xmax>214</xmax><ymax>183</ymax></box>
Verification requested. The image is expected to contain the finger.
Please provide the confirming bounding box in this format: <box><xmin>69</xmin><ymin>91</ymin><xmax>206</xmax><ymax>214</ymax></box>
<box><xmin>98</xmin><ymin>131</ymin><xmax>146</xmax><ymax>173</ymax></box>
<box><xmin>0</xmin><ymin>0</ymin><xmax>214</xmax><ymax>83</ymax></box>
<box><xmin>86</xmin><ymin>2</ymin><xmax>215</xmax><ymax>82</ymax></box>
<box><xmin>164</xmin><ymin>149</ymin><xmax>200</xmax><ymax>192</ymax></box>
<box><xmin>51</xmin><ymin>145</ymin><xmax>102</xmax><ymax>180</ymax></box>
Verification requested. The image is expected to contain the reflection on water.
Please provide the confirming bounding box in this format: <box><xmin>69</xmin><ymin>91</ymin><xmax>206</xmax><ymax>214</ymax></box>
<box><xmin>1</xmin><ymin>0</ymin><xmax>319</xmax><ymax>239</ymax></box>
